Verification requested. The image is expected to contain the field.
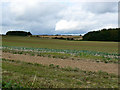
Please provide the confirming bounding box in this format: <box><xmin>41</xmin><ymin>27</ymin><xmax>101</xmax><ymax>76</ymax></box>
<box><xmin>32</xmin><ymin>35</ymin><xmax>82</xmax><ymax>40</ymax></box>
<box><xmin>1</xmin><ymin>36</ymin><xmax>119</xmax><ymax>88</ymax></box>
<box><xmin>2</xmin><ymin>36</ymin><xmax>118</xmax><ymax>53</ymax></box>
<box><xmin>2</xmin><ymin>59</ymin><xmax>118</xmax><ymax>88</ymax></box>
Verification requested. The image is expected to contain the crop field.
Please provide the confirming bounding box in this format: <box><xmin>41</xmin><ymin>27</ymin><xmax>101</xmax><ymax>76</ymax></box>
<box><xmin>32</xmin><ymin>35</ymin><xmax>82</xmax><ymax>40</ymax></box>
<box><xmin>1</xmin><ymin>36</ymin><xmax>119</xmax><ymax>88</ymax></box>
<box><xmin>2</xmin><ymin>36</ymin><xmax>118</xmax><ymax>53</ymax></box>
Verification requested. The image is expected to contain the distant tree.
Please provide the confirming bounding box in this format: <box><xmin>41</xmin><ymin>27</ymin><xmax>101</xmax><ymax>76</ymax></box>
<box><xmin>6</xmin><ymin>31</ymin><xmax>32</xmax><ymax>36</ymax></box>
<box><xmin>83</xmin><ymin>28</ymin><xmax>119</xmax><ymax>42</ymax></box>
<box><xmin>55</xmin><ymin>34</ymin><xmax>59</xmax><ymax>36</ymax></box>
<box><xmin>27</xmin><ymin>32</ymin><xmax>32</xmax><ymax>35</ymax></box>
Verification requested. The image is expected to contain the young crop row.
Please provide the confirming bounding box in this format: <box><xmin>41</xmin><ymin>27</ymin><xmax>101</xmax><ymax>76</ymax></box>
<box><xmin>2</xmin><ymin>45</ymin><xmax>119</xmax><ymax>59</ymax></box>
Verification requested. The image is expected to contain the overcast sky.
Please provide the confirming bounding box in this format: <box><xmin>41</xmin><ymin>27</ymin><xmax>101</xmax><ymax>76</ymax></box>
<box><xmin>0</xmin><ymin>0</ymin><xmax>118</xmax><ymax>35</ymax></box>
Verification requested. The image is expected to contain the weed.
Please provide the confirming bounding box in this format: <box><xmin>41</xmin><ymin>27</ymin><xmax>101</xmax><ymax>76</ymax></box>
<box><xmin>49</xmin><ymin>64</ymin><xmax>55</xmax><ymax>68</ymax></box>
<box><xmin>2</xmin><ymin>81</ymin><xmax>23</xmax><ymax>88</ymax></box>
<box><xmin>56</xmin><ymin>65</ymin><xmax>60</xmax><ymax>69</ymax></box>
<box><xmin>31</xmin><ymin>53</ymin><xmax>35</xmax><ymax>56</ymax></box>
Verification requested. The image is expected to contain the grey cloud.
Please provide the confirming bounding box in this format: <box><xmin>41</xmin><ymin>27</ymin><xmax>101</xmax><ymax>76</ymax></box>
<box><xmin>15</xmin><ymin>2</ymin><xmax>65</xmax><ymax>22</ymax></box>
<box><xmin>82</xmin><ymin>2</ymin><xmax>118</xmax><ymax>14</ymax></box>
<box><xmin>1</xmin><ymin>2</ymin><xmax>118</xmax><ymax>35</ymax></box>
<box><xmin>2</xmin><ymin>2</ymin><xmax>66</xmax><ymax>34</ymax></box>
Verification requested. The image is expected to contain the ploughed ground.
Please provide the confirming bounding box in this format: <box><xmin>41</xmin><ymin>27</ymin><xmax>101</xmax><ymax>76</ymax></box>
<box><xmin>2</xmin><ymin>52</ymin><xmax>118</xmax><ymax>75</ymax></box>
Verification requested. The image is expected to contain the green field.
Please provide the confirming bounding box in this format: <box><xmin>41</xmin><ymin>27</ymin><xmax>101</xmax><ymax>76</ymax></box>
<box><xmin>2</xmin><ymin>59</ymin><xmax>118</xmax><ymax>88</ymax></box>
<box><xmin>2</xmin><ymin>36</ymin><xmax>118</xmax><ymax>54</ymax></box>
<box><xmin>2</xmin><ymin>36</ymin><xmax>119</xmax><ymax>63</ymax></box>
<box><xmin>2</xmin><ymin>36</ymin><xmax>119</xmax><ymax>88</ymax></box>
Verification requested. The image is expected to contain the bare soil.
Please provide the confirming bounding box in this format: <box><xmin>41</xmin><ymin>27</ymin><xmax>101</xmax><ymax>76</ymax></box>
<box><xmin>2</xmin><ymin>52</ymin><xmax>118</xmax><ymax>75</ymax></box>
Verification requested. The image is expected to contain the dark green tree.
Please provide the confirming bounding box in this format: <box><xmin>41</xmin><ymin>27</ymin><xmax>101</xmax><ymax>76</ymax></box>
<box><xmin>6</xmin><ymin>31</ymin><xmax>32</xmax><ymax>36</ymax></box>
<box><xmin>83</xmin><ymin>28</ymin><xmax>119</xmax><ymax>42</ymax></box>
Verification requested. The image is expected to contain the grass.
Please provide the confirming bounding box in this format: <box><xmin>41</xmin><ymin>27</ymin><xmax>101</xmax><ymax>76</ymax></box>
<box><xmin>2</xmin><ymin>36</ymin><xmax>118</xmax><ymax>54</ymax></box>
<box><xmin>2</xmin><ymin>58</ymin><xmax>118</xmax><ymax>88</ymax></box>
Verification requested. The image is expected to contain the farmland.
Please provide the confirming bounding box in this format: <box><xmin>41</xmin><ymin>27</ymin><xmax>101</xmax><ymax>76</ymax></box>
<box><xmin>32</xmin><ymin>35</ymin><xmax>82</xmax><ymax>40</ymax></box>
<box><xmin>1</xmin><ymin>36</ymin><xmax>119</xmax><ymax>88</ymax></box>
<box><xmin>2</xmin><ymin>59</ymin><xmax>118</xmax><ymax>88</ymax></box>
<box><xmin>2</xmin><ymin>36</ymin><xmax>118</xmax><ymax>53</ymax></box>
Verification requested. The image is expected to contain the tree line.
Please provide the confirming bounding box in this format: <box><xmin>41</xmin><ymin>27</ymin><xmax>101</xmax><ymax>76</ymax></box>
<box><xmin>6</xmin><ymin>31</ymin><xmax>32</xmax><ymax>36</ymax></box>
<box><xmin>83</xmin><ymin>28</ymin><xmax>120</xmax><ymax>42</ymax></box>
<box><xmin>6</xmin><ymin>28</ymin><xmax>120</xmax><ymax>42</ymax></box>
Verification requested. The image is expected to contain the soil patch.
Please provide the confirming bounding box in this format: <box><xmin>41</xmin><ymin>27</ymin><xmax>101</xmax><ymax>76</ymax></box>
<box><xmin>2</xmin><ymin>52</ymin><xmax>118</xmax><ymax>75</ymax></box>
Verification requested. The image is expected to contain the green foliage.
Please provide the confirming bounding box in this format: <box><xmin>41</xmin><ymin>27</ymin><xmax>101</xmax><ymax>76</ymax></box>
<box><xmin>49</xmin><ymin>64</ymin><xmax>55</xmax><ymax>68</ymax></box>
<box><xmin>56</xmin><ymin>65</ymin><xmax>60</xmax><ymax>69</ymax></box>
<box><xmin>83</xmin><ymin>28</ymin><xmax>120</xmax><ymax>41</ymax></box>
<box><xmin>62</xmin><ymin>67</ymin><xmax>79</xmax><ymax>72</ymax></box>
<box><xmin>53</xmin><ymin>37</ymin><xmax>74</xmax><ymax>40</ymax></box>
<box><xmin>2</xmin><ymin>81</ymin><xmax>23</xmax><ymax>88</ymax></box>
<box><xmin>6</xmin><ymin>31</ymin><xmax>32</xmax><ymax>36</ymax></box>
<box><xmin>49</xmin><ymin>64</ymin><xmax>60</xmax><ymax>69</ymax></box>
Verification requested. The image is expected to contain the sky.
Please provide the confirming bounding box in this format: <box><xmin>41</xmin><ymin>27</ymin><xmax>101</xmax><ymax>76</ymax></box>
<box><xmin>0</xmin><ymin>0</ymin><xmax>119</xmax><ymax>35</ymax></box>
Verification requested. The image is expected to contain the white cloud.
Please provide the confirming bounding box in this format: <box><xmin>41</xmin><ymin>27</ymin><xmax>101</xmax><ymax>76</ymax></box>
<box><xmin>55</xmin><ymin>20</ymin><xmax>97</xmax><ymax>32</ymax></box>
<box><xmin>55</xmin><ymin>3</ymin><xmax>117</xmax><ymax>33</ymax></box>
<box><xmin>1</xmin><ymin>1</ymin><xmax>118</xmax><ymax>34</ymax></box>
<box><xmin>55</xmin><ymin>20</ymin><xmax>79</xmax><ymax>31</ymax></box>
